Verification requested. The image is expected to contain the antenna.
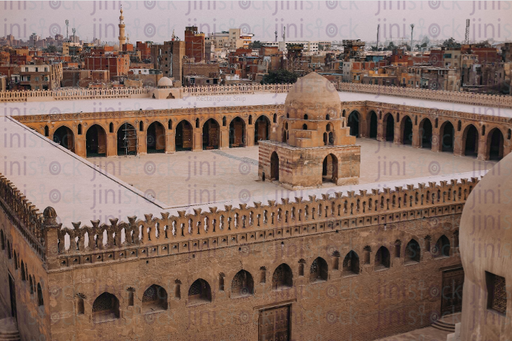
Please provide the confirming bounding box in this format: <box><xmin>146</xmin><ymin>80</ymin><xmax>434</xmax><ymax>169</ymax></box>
<box><xmin>376</xmin><ymin>24</ymin><xmax>380</xmax><ymax>50</ymax></box>
<box><xmin>465</xmin><ymin>19</ymin><xmax>470</xmax><ymax>44</ymax></box>
<box><xmin>65</xmin><ymin>20</ymin><xmax>69</xmax><ymax>40</ymax></box>
<box><xmin>410</xmin><ymin>24</ymin><xmax>414</xmax><ymax>51</ymax></box>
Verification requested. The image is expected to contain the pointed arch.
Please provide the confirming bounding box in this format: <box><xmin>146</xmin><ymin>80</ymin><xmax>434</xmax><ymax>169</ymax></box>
<box><xmin>176</xmin><ymin>120</ymin><xmax>193</xmax><ymax>151</ymax></box>
<box><xmin>487</xmin><ymin>128</ymin><xmax>504</xmax><ymax>160</ymax></box>
<box><xmin>384</xmin><ymin>113</ymin><xmax>394</xmax><ymax>142</ymax></box>
<box><xmin>92</xmin><ymin>292</ymin><xmax>119</xmax><ymax>321</ymax></box>
<box><xmin>348</xmin><ymin>111</ymin><xmax>360</xmax><ymax>137</ymax></box>
<box><xmin>401</xmin><ymin>116</ymin><xmax>413</xmax><ymax>145</ymax></box>
<box><xmin>440</xmin><ymin>121</ymin><xmax>455</xmax><ymax>152</ymax></box>
<box><xmin>117</xmin><ymin>123</ymin><xmax>137</xmax><ymax>156</ymax></box>
<box><xmin>310</xmin><ymin>257</ymin><xmax>328</xmax><ymax>282</ymax></box>
<box><xmin>147</xmin><ymin>121</ymin><xmax>166</xmax><ymax>153</ymax></box>
<box><xmin>433</xmin><ymin>235</ymin><xmax>450</xmax><ymax>258</ymax></box>
<box><xmin>375</xmin><ymin>246</ymin><xmax>390</xmax><ymax>270</ymax></box>
<box><xmin>202</xmin><ymin>119</ymin><xmax>220</xmax><ymax>150</ymax></box>
<box><xmin>405</xmin><ymin>239</ymin><xmax>421</xmax><ymax>263</ymax></box>
<box><xmin>229</xmin><ymin>117</ymin><xmax>246</xmax><ymax>147</ymax></box>
<box><xmin>86</xmin><ymin>124</ymin><xmax>107</xmax><ymax>157</ymax></box>
<box><xmin>188</xmin><ymin>279</ymin><xmax>211</xmax><ymax>304</ymax></box>
<box><xmin>419</xmin><ymin>118</ymin><xmax>432</xmax><ymax>149</ymax></box>
<box><xmin>53</xmin><ymin>125</ymin><xmax>75</xmax><ymax>152</ymax></box>
<box><xmin>342</xmin><ymin>251</ymin><xmax>360</xmax><ymax>275</ymax></box>
<box><xmin>142</xmin><ymin>284</ymin><xmax>168</xmax><ymax>312</ymax></box>
<box><xmin>272</xmin><ymin>263</ymin><xmax>293</xmax><ymax>290</ymax></box>
<box><xmin>463</xmin><ymin>124</ymin><xmax>479</xmax><ymax>157</ymax></box>
<box><xmin>231</xmin><ymin>270</ymin><xmax>254</xmax><ymax>297</ymax></box>
<box><xmin>254</xmin><ymin>115</ymin><xmax>270</xmax><ymax>144</ymax></box>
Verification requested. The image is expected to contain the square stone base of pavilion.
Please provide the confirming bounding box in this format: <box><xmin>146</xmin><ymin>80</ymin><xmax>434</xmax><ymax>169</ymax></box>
<box><xmin>258</xmin><ymin>141</ymin><xmax>360</xmax><ymax>189</ymax></box>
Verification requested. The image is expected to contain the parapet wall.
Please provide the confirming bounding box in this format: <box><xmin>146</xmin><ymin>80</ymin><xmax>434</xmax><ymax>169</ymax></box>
<box><xmin>337</xmin><ymin>82</ymin><xmax>512</xmax><ymax>109</ymax></box>
<box><xmin>48</xmin><ymin>177</ymin><xmax>478</xmax><ymax>271</ymax></box>
<box><xmin>0</xmin><ymin>174</ymin><xmax>46</xmax><ymax>261</ymax></box>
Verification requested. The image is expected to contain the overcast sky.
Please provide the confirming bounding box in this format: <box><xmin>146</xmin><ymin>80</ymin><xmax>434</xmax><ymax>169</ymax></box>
<box><xmin>2</xmin><ymin>1</ymin><xmax>511</xmax><ymax>44</ymax></box>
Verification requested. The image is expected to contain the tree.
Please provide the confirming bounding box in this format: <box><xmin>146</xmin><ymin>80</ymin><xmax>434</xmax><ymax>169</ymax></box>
<box><xmin>249</xmin><ymin>40</ymin><xmax>263</xmax><ymax>49</ymax></box>
<box><xmin>261</xmin><ymin>70</ymin><xmax>298</xmax><ymax>84</ymax></box>
<box><xmin>442</xmin><ymin>37</ymin><xmax>461</xmax><ymax>49</ymax></box>
<box><xmin>44</xmin><ymin>45</ymin><xmax>57</xmax><ymax>53</ymax></box>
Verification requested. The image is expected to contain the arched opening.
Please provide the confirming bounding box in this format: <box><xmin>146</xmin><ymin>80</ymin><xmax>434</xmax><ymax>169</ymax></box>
<box><xmin>202</xmin><ymin>119</ymin><xmax>220</xmax><ymax>150</ymax></box>
<box><xmin>20</xmin><ymin>261</ymin><xmax>25</xmax><ymax>281</ymax></box>
<box><xmin>322</xmin><ymin>154</ymin><xmax>338</xmax><ymax>184</ymax></box>
<box><xmin>375</xmin><ymin>246</ymin><xmax>390</xmax><ymax>270</ymax></box>
<box><xmin>37</xmin><ymin>283</ymin><xmax>44</xmax><ymax>306</ymax></box>
<box><xmin>53</xmin><ymin>126</ymin><xmax>75</xmax><ymax>152</ymax></box>
<box><xmin>298</xmin><ymin>259</ymin><xmax>305</xmax><ymax>276</ymax></box>
<box><xmin>229</xmin><ymin>117</ymin><xmax>246</xmax><ymax>148</ymax></box>
<box><xmin>175</xmin><ymin>120</ymin><xmax>193</xmax><ymax>151</ymax></box>
<box><xmin>488</xmin><ymin>128</ymin><xmax>504</xmax><ymax>160</ymax></box>
<box><xmin>440</xmin><ymin>121</ymin><xmax>455</xmax><ymax>152</ymax></box>
<box><xmin>77</xmin><ymin>294</ymin><xmax>85</xmax><ymax>315</ymax></box>
<box><xmin>44</xmin><ymin>125</ymin><xmax>49</xmax><ymax>136</ymax></box>
<box><xmin>302</xmin><ymin>124</ymin><xmax>308</xmax><ymax>130</ymax></box>
<box><xmin>147</xmin><ymin>122</ymin><xmax>166</xmax><ymax>153</ymax></box>
<box><xmin>419</xmin><ymin>118</ymin><xmax>432</xmax><ymax>149</ymax></box>
<box><xmin>92</xmin><ymin>292</ymin><xmax>119</xmax><ymax>321</ymax></box>
<box><xmin>368</xmin><ymin>111</ymin><xmax>378</xmax><ymax>139</ymax></box>
<box><xmin>142</xmin><ymin>284</ymin><xmax>168</xmax><ymax>313</ymax></box>
<box><xmin>310</xmin><ymin>257</ymin><xmax>328</xmax><ymax>282</ymax></box>
<box><xmin>117</xmin><ymin>123</ymin><xmax>137</xmax><ymax>156</ymax></box>
<box><xmin>272</xmin><ymin>263</ymin><xmax>293</xmax><ymax>290</ymax></box>
<box><xmin>260</xmin><ymin>267</ymin><xmax>266</xmax><ymax>283</ymax></box>
<box><xmin>385</xmin><ymin>114</ymin><xmax>394</xmax><ymax>142</ymax></box>
<box><xmin>401</xmin><ymin>116</ymin><xmax>413</xmax><ymax>145</ymax></box>
<box><xmin>188</xmin><ymin>279</ymin><xmax>211</xmax><ymax>304</ymax></box>
<box><xmin>433</xmin><ymin>235</ymin><xmax>450</xmax><ymax>258</ymax></box>
<box><xmin>270</xmin><ymin>152</ymin><xmax>279</xmax><ymax>181</ymax></box>
<box><xmin>231</xmin><ymin>270</ymin><xmax>254</xmax><ymax>297</ymax></box>
<box><xmin>86</xmin><ymin>125</ymin><xmax>107</xmax><ymax>157</ymax></box>
<box><xmin>219</xmin><ymin>273</ymin><xmax>225</xmax><ymax>291</ymax></box>
<box><xmin>342</xmin><ymin>251</ymin><xmax>360</xmax><ymax>275</ymax></box>
<box><xmin>348</xmin><ymin>111</ymin><xmax>360</xmax><ymax>137</ymax></box>
<box><xmin>254</xmin><ymin>115</ymin><xmax>270</xmax><ymax>145</ymax></box>
<box><xmin>405</xmin><ymin>239</ymin><xmax>421</xmax><ymax>263</ymax></box>
<box><xmin>463</xmin><ymin>125</ymin><xmax>479</xmax><ymax>157</ymax></box>
<box><xmin>175</xmin><ymin>280</ymin><xmax>181</xmax><ymax>300</ymax></box>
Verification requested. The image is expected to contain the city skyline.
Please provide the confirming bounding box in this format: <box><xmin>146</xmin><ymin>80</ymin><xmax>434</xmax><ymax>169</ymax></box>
<box><xmin>1</xmin><ymin>1</ymin><xmax>510</xmax><ymax>44</ymax></box>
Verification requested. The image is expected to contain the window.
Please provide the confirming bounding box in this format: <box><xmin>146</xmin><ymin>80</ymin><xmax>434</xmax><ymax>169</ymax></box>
<box><xmin>405</xmin><ymin>239</ymin><xmax>421</xmax><ymax>263</ymax></box>
<box><xmin>310</xmin><ymin>257</ymin><xmax>328</xmax><ymax>282</ymax></box>
<box><xmin>77</xmin><ymin>294</ymin><xmax>85</xmax><ymax>315</ymax></box>
<box><xmin>142</xmin><ymin>285</ymin><xmax>168</xmax><ymax>313</ymax></box>
<box><xmin>343</xmin><ymin>251</ymin><xmax>359</xmax><ymax>275</ymax></box>
<box><xmin>37</xmin><ymin>283</ymin><xmax>44</xmax><ymax>306</ymax></box>
<box><xmin>375</xmin><ymin>247</ymin><xmax>390</xmax><ymax>270</ymax></box>
<box><xmin>188</xmin><ymin>279</ymin><xmax>212</xmax><ymax>304</ymax></box>
<box><xmin>259</xmin><ymin>267</ymin><xmax>266</xmax><ymax>283</ymax></box>
<box><xmin>486</xmin><ymin>272</ymin><xmax>507</xmax><ymax>315</ymax></box>
<box><xmin>92</xmin><ymin>292</ymin><xmax>120</xmax><ymax>321</ymax></box>
<box><xmin>231</xmin><ymin>270</ymin><xmax>254</xmax><ymax>297</ymax></box>
<box><xmin>272</xmin><ymin>264</ymin><xmax>293</xmax><ymax>290</ymax></box>
<box><xmin>219</xmin><ymin>273</ymin><xmax>225</xmax><ymax>291</ymax></box>
<box><xmin>175</xmin><ymin>280</ymin><xmax>181</xmax><ymax>300</ymax></box>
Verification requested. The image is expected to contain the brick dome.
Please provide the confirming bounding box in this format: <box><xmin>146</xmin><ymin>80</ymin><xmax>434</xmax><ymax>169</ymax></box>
<box><xmin>284</xmin><ymin>72</ymin><xmax>341</xmax><ymax>120</ymax></box>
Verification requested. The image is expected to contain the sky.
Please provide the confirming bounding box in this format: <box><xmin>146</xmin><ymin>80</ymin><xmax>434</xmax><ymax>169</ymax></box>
<box><xmin>1</xmin><ymin>0</ymin><xmax>511</xmax><ymax>44</ymax></box>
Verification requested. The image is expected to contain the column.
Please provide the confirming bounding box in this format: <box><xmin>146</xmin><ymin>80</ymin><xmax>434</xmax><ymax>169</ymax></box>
<box><xmin>431</xmin><ymin>127</ymin><xmax>441</xmax><ymax>152</ymax></box>
<box><xmin>247</xmin><ymin>125</ymin><xmax>255</xmax><ymax>147</ymax></box>
<box><xmin>411</xmin><ymin>125</ymin><xmax>421</xmax><ymax>149</ymax></box>
<box><xmin>220</xmin><ymin>127</ymin><xmax>229</xmax><ymax>150</ymax></box>
<box><xmin>106</xmin><ymin>133</ymin><xmax>117</xmax><ymax>157</ymax></box>
<box><xmin>192</xmin><ymin>129</ymin><xmax>202</xmax><ymax>151</ymax></box>
<box><xmin>477</xmin><ymin>136</ymin><xmax>488</xmax><ymax>161</ymax></box>
<box><xmin>165</xmin><ymin>131</ymin><xmax>175</xmax><ymax>153</ymax></box>
<box><xmin>138</xmin><ymin>131</ymin><xmax>147</xmax><ymax>155</ymax></box>
<box><xmin>74</xmin><ymin>132</ymin><xmax>87</xmax><ymax>158</ymax></box>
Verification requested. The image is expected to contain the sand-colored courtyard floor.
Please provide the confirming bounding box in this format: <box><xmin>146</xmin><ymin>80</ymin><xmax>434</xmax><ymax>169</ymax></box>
<box><xmin>89</xmin><ymin>139</ymin><xmax>496</xmax><ymax>209</ymax></box>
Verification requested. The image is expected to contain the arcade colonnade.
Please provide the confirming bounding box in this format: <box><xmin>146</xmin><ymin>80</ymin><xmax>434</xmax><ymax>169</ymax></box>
<box><xmin>20</xmin><ymin>109</ymin><xmax>275</xmax><ymax>158</ymax></box>
<box><xmin>16</xmin><ymin>101</ymin><xmax>512</xmax><ymax>161</ymax></box>
<box><xmin>342</xmin><ymin>103</ymin><xmax>512</xmax><ymax>161</ymax></box>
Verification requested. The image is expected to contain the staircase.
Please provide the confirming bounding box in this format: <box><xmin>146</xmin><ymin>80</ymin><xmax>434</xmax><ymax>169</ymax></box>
<box><xmin>431</xmin><ymin>313</ymin><xmax>460</xmax><ymax>333</ymax></box>
<box><xmin>0</xmin><ymin>318</ymin><xmax>20</xmax><ymax>341</ymax></box>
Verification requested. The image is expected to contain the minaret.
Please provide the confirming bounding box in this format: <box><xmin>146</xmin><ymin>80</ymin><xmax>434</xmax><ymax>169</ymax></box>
<box><xmin>118</xmin><ymin>5</ymin><xmax>126</xmax><ymax>49</ymax></box>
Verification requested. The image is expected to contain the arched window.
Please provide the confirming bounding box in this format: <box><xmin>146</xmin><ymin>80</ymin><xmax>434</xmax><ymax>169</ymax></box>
<box><xmin>298</xmin><ymin>259</ymin><xmax>305</xmax><ymax>276</ymax></box>
<box><xmin>342</xmin><ymin>251</ymin><xmax>359</xmax><ymax>275</ymax></box>
<box><xmin>44</xmin><ymin>125</ymin><xmax>49</xmax><ymax>136</ymax></box>
<box><xmin>175</xmin><ymin>280</ymin><xmax>181</xmax><ymax>300</ymax></box>
<box><xmin>127</xmin><ymin>287</ymin><xmax>135</xmax><ymax>306</ymax></box>
<box><xmin>326</xmin><ymin>114</ymin><xmax>330</xmax><ymax>120</ymax></box>
<box><xmin>248</xmin><ymin>115</ymin><xmax>252</xmax><ymax>125</ymax></box>
<box><xmin>375</xmin><ymin>246</ymin><xmax>390</xmax><ymax>270</ymax></box>
<box><xmin>424</xmin><ymin>236</ymin><xmax>432</xmax><ymax>253</ymax></box>
<box><xmin>333</xmin><ymin>251</ymin><xmax>340</xmax><ymax>270</ymax></box>
<box><xmin>142</xmin><ymin>285</ymin><xmax>168</xmax><ymax>312</ymax></box>
<box><xmin>394</xmin><ymin>240</ymin><xmax>402</xmax><ymax>258</ymax></box>
<box><xmin>92</xmin><ymin>292</ymin><xmax>120</xmax><ymax>321</ymax></box>
<box><xmin>223</xmin><ymin>116</ymin><xmax>227</xmax><ymax>126</ymax></box>
<box><xmin>433</xmin><ymin>235</ymin><xmax>450</xmax><ymax>257</ymax></box>
<box><xmin>310</xmin><ymin>257</ymin><xmax>328</xmax><ymax>282</ymax></box>
<box><xmin>303</xmin><ymin>124</ymin><xmax>308</xmax><ymax>130</ymax></box>
<box><xmin>77</xmin><ymin>293</ymin><xmax>85</xmax><ymax>315</ymax></box>
<box><xmin>109</xmin><ymin>122</ymin><xmax>114</xmax><ymax>133</ymax></box>
<box><xmin>273</xmin><ymin>114</ymin><xmax>277</xmax><ymax>123</ymax></box>
<box><xmin>37</xmin><ymin>283</ymin><xmax>44</xmax><ymax>306</ymax></box>
<box><xmin>231</xmin><ymin>270</ymin><xmax>254</xmax><ymax>297</ymax></box>
<box><xmin>0</xmin><ymin>230</ymin><xmax>4</xmax><ymax>250</ymax></box>
<box><xmin>304</xmin><ymin>114</ymin><xmax>309</xmax><ymax>120</ymax></box>
<box><xmin>219</xmin><ymin>273</ymin><xmax>225</xmax><ymax>291</ymax></box>
<box><xmin>260</xmin><ymin>267</ymin><xmax>266</xmax><ymax>283</ymax></box>
<box><xmin>272</xmin><ymin>264</ymin><xmax>293</xmax><ymax>290</ymax></box>
<box><xmin>188</xmin><ymin>279</ymin><xmax>212</xmax><ymax>304</ymax></box>
<box><xmin>29</xmin><ymin>276</ymin><xmax>34</xmax><ymax>295</ymax></box>
<box><xmin>196</xmin><ymin>118</ymin><xmax>200</xmax><ymax>128</ymax></box>
<box><xmin>21</xmin><ymin>261</ymin><xmax>26</xmax><ymax>281</ymax></box>
<box><xmin>139</xmin><ymin>121</ymin><xmax>144</xmax><ymax>131</ymax></box>
<box><xmin>78</xmin><ymin>124</ymin><xmax>82</xmax><ymax>135</ymax></box>
<box><xmin>168</xmin><ymin>119</ymin><xmax>172</xmax><ymax>130</ymax></box>
<box><xmin>405</xmin><ymin>239</ymin><xmax>421</xmax><ymax>263</ymax></box>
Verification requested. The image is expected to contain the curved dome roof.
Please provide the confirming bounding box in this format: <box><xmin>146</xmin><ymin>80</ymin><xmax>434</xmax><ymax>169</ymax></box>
<box><xmin>158</xmin><ymin>77</ymin><xmax>173</xmax><ymax>88</ymax></box>
<box><xmin>459</xmin><ymin>152</ymin><xmax>512</xmax><ymax>338</ymax></box>
<box><xmin>284</xmin><ymin>72</ymin><xmax>341</xmax><ymax>120</ymax></box>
